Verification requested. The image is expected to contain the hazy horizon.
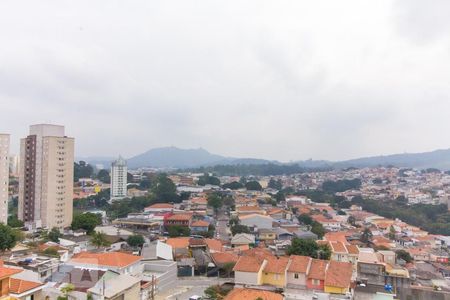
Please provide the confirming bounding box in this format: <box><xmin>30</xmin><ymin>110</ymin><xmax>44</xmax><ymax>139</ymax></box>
<box><xmin>2</xmin><ymin>0</ymin><xmax>450</xmax><ymax>161</ymax></box>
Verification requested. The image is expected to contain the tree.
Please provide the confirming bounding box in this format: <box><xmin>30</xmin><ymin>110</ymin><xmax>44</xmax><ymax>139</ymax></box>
<box><xmin>198</xmin><ymin>173</ymin><xmax>220</xmax><ymax>186</ymax></box>
<box><xmin>74</xmin><ymin>161</ymin><xmax>94</xmax><ymax>182</ymax></box>
<box><xmin>127</xmin><ymin>234</ymin><xmax>145</xmax><ymax>248</ymax></box>
<box><xmin>311</xmin><ymin>221</ymin><xmax>326</xmax><ymax>239</ymax></box>
<box><xmin>152</xmin><ymin>174</ymin><xmax>178</xmax><ymax>202</ymax></box>
<box><xmin>361</xmin><ymin>227</ymin><xmax>373</xmax><ymax>244</ymax></box>
<box><xmin>230</xmin><ymin>225</ymin><xmax>250</xmax><ymax>235</ymax></box>
<box><xmin>298</xmin><ymin>214</ymin><xmax>313</xmax><ymax>225</ymax></box>
<box><xmin>286</xmin><ymin>238</ymin><xmax>330</xmax><ymax>259</ymax></box>
<box><xmin>204</xmin><ymin>285</ymin><xmax>230</xmax><ymax>300</ymax></box>
<box><xmin>268</xmin><ymin>178</ymin><xmax>282</xmax><ymax>190</ymax></box>
<box><xmin>168</xmin><ymin>225</ymin><xmax>191</xmax><ymax>237</ymax></box>
<box><xmin>71</xmin><ymin>213</ymin><xmax>102</xmax><ymax>234</ymax></box>
<box><xmin>207</xmin><ymin>193</ymin><xmax>223</xmax><ymax>213</ymax></box>
<box><xmin>43</xmin><ymin>247</ymin><xmax>59</xmax><ymax>256</ymax></box>
<box><xmin>7</xmin><ymin>216</ymin><xmax>24</xmax><ymax>228</ymax></box>
<box><xmin>90</xmin><ymin>232</ymin><xmax>110</xmax><ymax>248</ymax></box>
<box><xmin>396</xmin><ymin>249</ymin><xmax>413</xmax><ymax>263</ymax></box>
<box><xmin>245</xmin><ymin>181</ymin><xmax>262</xmax><ymax>191</ymax></box>
<box><xmin>97</xmin><ymin>169</ymin><xmax>110</xmax><ymax>184</ymax></box>
<box><xmin>348</xmin><ymin>215</ymin><xmax>356</xmax><ymax>226</ymax></box>
<box><xmin>0</xmin><ymin>223</ymin><xmax>17</xmax><ymax>253</ymax></box>
<box><xmin>222</xmin><ymin>181</ymin><xmax>244</xmax><ymax>190</ymax></box>
<box><xmin>222</xmin><ymin>262</ymin><xmax>235</xmax><ymax>278</ymax></box>
<box><xmin>48</xmin><ymin>227</ymin><xmax>62</xmax><ymax>243</ymax></box>
<box><xmin>388</xmin><ymin>225</ymin><xmax>396</xmax><ymax>240</ymax></box>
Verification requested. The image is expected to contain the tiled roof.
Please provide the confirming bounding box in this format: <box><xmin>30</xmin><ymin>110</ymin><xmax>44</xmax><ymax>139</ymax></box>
<box><xmin>237</xmin><ymin>206</ymin><xmax>262</xmax><ymax>212</ymax></box>
<box><xmin>233</xmin><ymin>256</ymin><xmax>264</xmax><ymax>273</ymax></box>
<box><xmin>0</xmin><ymin>264</ymin><xmax>22</xmax><ymax>280</ymax></box>
<box><xmin>330</xmin><ymin>241</ymin><xmax>347</xmax><ymax>253</ymax></box>
<box><xmin>191</xmin><ymin>220</ymin><xmax>209</xmax><ymax>227</ymax></box>
<box><xmin>346</xmin><ymin>244</ymin><xmax>360</xmax><ymax>255</ymax></box>
<box><xmin>264</xmin><ymin>257</ymin><xmax>290</xmax><ymax>274</ymax></box>
<box><xmin>324</xmin><ymin>232</ymin><xmax>349</xmax><ymax>244</ymax></box>
<box><xmin>211</xmin><ymin>252</ymin><xmax>239</xmax><ymax>265</ymax></box>
<box><xmin>325</xmin><ymin>261</ymin><xmax>353</xmax><ymax>288</ymax></box>
<box><xmin>166</xmin><ymin>214</ymin><xmax>192</xmax><ymax>221</ymax></box>
<box><xmin>166</xmin><ymin>237</ymin><xmax>190</xmax><ymax>249</ymax></box>
<box><xmin>307</xmin><ymin>259</ymin><xmax>328</xmax><ymax>280</ymax></box>
<box><xmin>146</xmin><ymin>203</ymin><xmax>173</xmax><ymax>209</ymax></box>
<box><xmin>9</xmin><ymin>278</ymin><xmax>44</xmax><ymax>294</ymax></box>
<box><xmin>70</xmin><ymin>252</ymin><xmax>141</xmax><ymax>268</ymax></box>
<box><xmin>224</xmin><ymin>288</ymin><xmax>283</xmax><ymax>300</ymax></box>
<box><xmin>287</xmin><ymin>255</ymin><xmax>311</xmax><ymax>273</ymax></box>
<box><xmin>205</xmin><ymin>239</ymin><xmax>223</xmax><ymax>252</ymax></box>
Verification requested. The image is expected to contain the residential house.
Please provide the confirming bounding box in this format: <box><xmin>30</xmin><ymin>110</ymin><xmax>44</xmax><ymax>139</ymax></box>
<box><xmin>306</xmin><ymin>259</ymin><xmax>328</xmax><ymax>291</ymax></box>
<box><xmin>144</xmin><ymin>203</ymin><xmax>174</xmax><ymax>213</ymax></box>
<box><xmin>190</xmin><ymin>220</ymin><xmax>210</xmax><ymax>233</ymax></box>
<box><xmin>286</xmin><ymin>255</ymin><xmax>312</xmax><ymax>289</ymax></box>
<box><xmin>231</xmin><ymin>233</ymin><xmax>256</xmax><ymax>248</ymax></box>
<box><xmin>164</xmin><ymin>213</ymin><xmax>193</xmax><ymax>228</ymax></box>
<box><xmin>0</xmin><ymin>261</ymin><xmax>45</xmax><ymax>300</ymax></box>
<box><xmin>324</xmin><ymin>261</ymin><xmax>353</xmax><ymax>295</ymax></box>
<box><xmin>88</xmin><ymin>272</ymin><xmax>142</xmax><ymax>300</ymax></box>
<box><xmin>239</xmin><ymin>214</ymin><xmax>274</xmax><ymax>229</ymax></box>
<box><xmin>258</xmin><ymin>229</ymin><xmax>277</xmax><ymax>243</ymax></box>
<box><xmin>67</xmin><ymin>252</ymin><xmax>141</xmax><ymax>276</ymax></box>
<box><xmin>233</xmin><ymin>256</ymin><xmax>266</xmax><ymax>286</ymax></box>
<box><xmin>261</xmin><ymin>257</ymin><xmax>290</xmax><ymax>288</ymax></box>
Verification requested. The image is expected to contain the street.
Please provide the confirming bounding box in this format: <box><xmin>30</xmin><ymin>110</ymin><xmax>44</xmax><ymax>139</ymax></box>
<box><xmin>155</xmin><ymin>277</ymin><xmax>229</xmax><ymax>300</ymax></box>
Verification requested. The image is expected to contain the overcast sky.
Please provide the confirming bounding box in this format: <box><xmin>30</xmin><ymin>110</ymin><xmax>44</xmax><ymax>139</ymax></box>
<box><xmin>1</xmin><ymin>0</ymin><xmax>450</xmax><ymax>161</ymax></box>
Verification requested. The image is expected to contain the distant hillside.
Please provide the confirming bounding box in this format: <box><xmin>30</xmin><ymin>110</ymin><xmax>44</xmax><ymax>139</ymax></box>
<box><xmin>81</xmin><ymin>147</ymin><xmax>450</xmax><ymax>171</ymax></box>
<box><xmin>334</xmin><ymin>148</ymin><xmax>450</xmax><ymax>170</ymax></box>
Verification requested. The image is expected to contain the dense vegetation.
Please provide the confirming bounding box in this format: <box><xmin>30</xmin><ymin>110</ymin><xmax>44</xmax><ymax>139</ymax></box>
<box><xmin>322</xmin><ymin>179</ymin><xmax>361</xmax><ymax>193</ymax></box>
<box><xmin>185</xmin><ymin>163</ymin><xmax>329</xmax><ymax>176</ymax></box>
<box><xmin>352</xmin><ymin>196</ymin><xmax>450</xmax><ymax>236</ymax></box>
<box><xmin>286</xmin><ymin>238</ymin><xmax>331</xmax><ymax>260</ymax></box>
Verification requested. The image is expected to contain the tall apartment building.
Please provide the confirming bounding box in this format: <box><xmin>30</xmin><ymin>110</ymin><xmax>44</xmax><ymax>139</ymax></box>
<box><xmin>18</xmin><ymin>124</ymin><xmax>74</xmax><ymax>229</ymax></box>
<box><xmin>0</xmin><ymin>134</ymin><xmax>10</xmax><ymax>224</ymax></box>
<box><xmin>110</xmin><ymin>156</ymin><xmax>127</xmax><ymax>201</ymax></box>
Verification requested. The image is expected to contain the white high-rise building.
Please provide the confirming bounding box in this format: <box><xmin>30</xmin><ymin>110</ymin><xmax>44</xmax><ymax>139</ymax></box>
<box><xmin>0</xmin><ymin>134</ymin><xmax>10</xmax><ymax>224</ymax></box>
<box><xmin>18</xmin><ymin>124</ymin><xmax>74</xmax><ymax>229</ymax></box>
<box><xmin>110</xmin><ymin>156</ymin><xmax>127</xmax><ymax>201</ymax></box>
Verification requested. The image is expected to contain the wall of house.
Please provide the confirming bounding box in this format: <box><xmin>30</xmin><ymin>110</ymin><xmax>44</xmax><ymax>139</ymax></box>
<box><xmin>324</xmin><ymin>285</ymin><xmax>348</xmax><ymax>295</ymax></box>
<box><xmin>306</xmin><ymin>278</ymin><xmax>324</xmax><ymax>290</ymax></box>
<box><xmin>286</xmin><ymin>272</ymin><xmax>307</xmax><ymax>287</ymax></box>
<box><xmin>0</xmin><ymin>278</ymin><xmax>9</xmax><ymax>297</ymax></box>
<box><xmin>121</xmin><ymin>281</ymin><xmax>141</xmax><ymax>300</ymax></box>
<box><xmin>262</xmin><ymin>272</ymin><xmax>285</xmax><ymax>287</ymax></box>
<box><xmin>235</xmin><ymin>271</ymin><xmax>259</xmax><ymax>285</ymax></box>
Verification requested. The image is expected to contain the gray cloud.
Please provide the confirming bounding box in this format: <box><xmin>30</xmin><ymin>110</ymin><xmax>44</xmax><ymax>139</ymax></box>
<box><xmin>1</xmin><ymin>0</ymin><xmax>450</xmax><ymax>161</ymax></box>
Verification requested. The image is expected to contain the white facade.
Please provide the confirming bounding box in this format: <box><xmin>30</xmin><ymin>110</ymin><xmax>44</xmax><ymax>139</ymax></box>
<box><xmin>110</xmin><ymin>156</ymin><xmax>127</xmax><ymax>200</ymax></box>
<box><xmin>0</xmin><ymin>134</ymin><xmax>9</xmax><ymax>224</ymax></box>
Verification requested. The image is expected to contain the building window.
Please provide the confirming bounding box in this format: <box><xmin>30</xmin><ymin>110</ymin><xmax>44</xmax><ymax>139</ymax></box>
<box><xmin>313</xmin><ymin>279</ymin><xmax>320</xmax><ymax>285</ymax></box>
<box><xmin>294</xmin><ymin>273</ymin><xmax>299</xmax><ymax>279</ymax></box>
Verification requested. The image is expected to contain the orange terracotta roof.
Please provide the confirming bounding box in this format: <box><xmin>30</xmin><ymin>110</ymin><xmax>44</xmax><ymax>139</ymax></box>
<box><xmin>165</xmin><ymin>237</ymin><xmax>190</xmax><ymax>249</ymax></box>
<box><xmin>225</xmin><ymin>288</ymin><xmax>283</xmax><ymax>300</ymax></box>
<box><xmin>167</xmin><ymin>214</ymin><xmax>192</xmax><ymax>221</ymax></box>
<box><xmin>346</xmin><ymin>244</ymin><xmax>360</xmax><ymax>255</ymax></box>
<box><xmin>242</xmin><ymin>247</ymin><xmax>275</xmax><ymax>261</ymax></box>
<box><xmin>307</xmin><ymin>259</ymin><xmax>328</xmax><ymax>280</ymax></box>
<box><xmin>146</xmin><ymin>203</ymin><xmax>173</xmax><ymax>209</ymax></box>
<box><xmin>325</xmin><ymin>261</ymin><xmax>353</xmax><ymax>288</ymax></box>
<box><xmin>9</xmin><ymin>278</ymin><xmax>44</xmax><ymax>294</ymax></box>
<box><xmin>70</xmin><ymin>252</ymin><xmax>141</xmax><ymax>268</ymax></box>
<box><xmin>0</xmin><ymin>264</ymin><xmax>22</xmax><ymax>280</ymax></box>
<box><xmin>211</xmin><ymin>252</ymin><xmax>239</xmax><ymax>265</ymax></box>
<box><xmin>324</xmin><ymin>232</ymin><xmax>349</xmax><ymax>244</ymax></box>
<box><xmin>330</xmin><ymin>241</ymin><xmax>347</xmax><ymax>253</ymax></box>
<box><xmin>205</xmin><ymin>239</ymin><xmax>223</xmax><ymax>252</ymax></box>
<box><xmin>288</xmin><ymin>255</ymin><xmax>312</xmax><ymax>273</ymax></box>
<box><xmin>233</xmin><ymin>256</ymin><xmax>264</xmax><ymax>273</ymax></box>
<box><xmin>264</xmin><ymin>257</ymin><xmax>290</xmax><ymax>274</ymax></box>
<box><xmin>191</xmin><ymin>220</ymin><xmax>209</xmax><ymax>227</ymax></box>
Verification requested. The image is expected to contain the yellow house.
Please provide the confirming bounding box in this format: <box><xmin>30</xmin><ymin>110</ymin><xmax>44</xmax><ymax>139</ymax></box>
<box><xmin>261</xmin><ymin>257</ymin><xmax>289</xmax><ymax>288</ymax></box>
<box><xmin>324</xmin><ymin>261</ymin><xmax>353</xmax><ymax>295</ymax></box>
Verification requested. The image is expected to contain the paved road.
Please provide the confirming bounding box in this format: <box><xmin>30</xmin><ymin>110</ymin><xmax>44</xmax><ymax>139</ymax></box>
<box><xmin>216</xmin><ymin>209</ymin><xmax>231</xmax><ymax>241</ymax></box>
<box><xmin>156</xmin><ymin>277</ymin><xmax>229</xmax><ymax>300</ymax></box>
